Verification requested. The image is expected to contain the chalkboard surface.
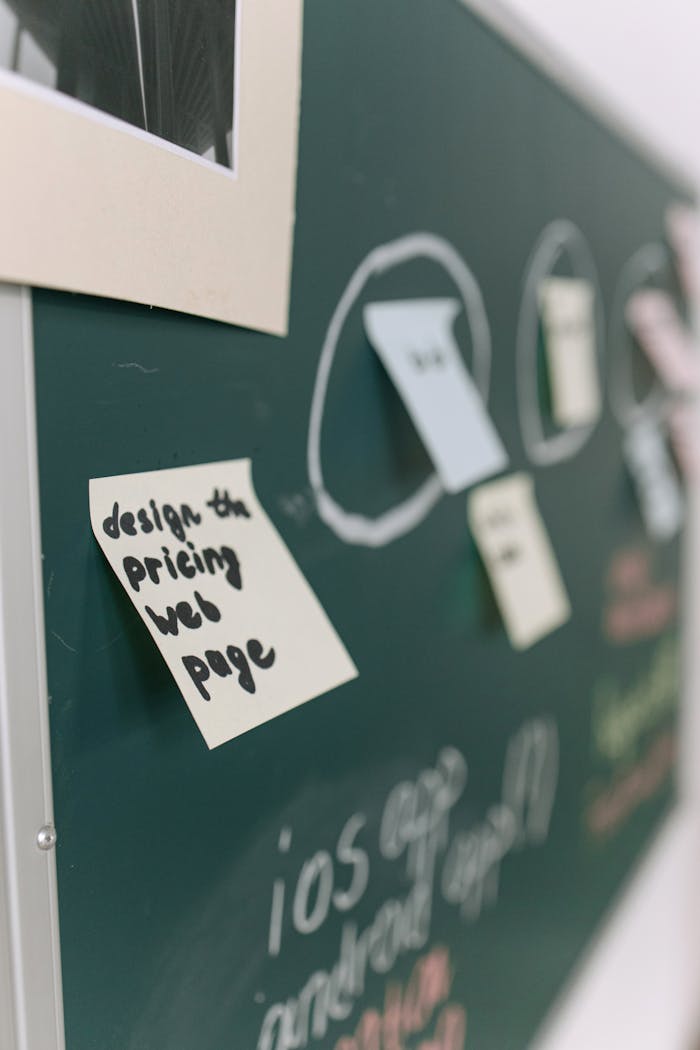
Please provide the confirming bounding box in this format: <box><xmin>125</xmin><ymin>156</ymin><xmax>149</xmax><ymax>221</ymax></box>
<box><xmin>34</xmin><ymin>1</ymin><xmax>687</xmax><ymax>1047</ymax></box>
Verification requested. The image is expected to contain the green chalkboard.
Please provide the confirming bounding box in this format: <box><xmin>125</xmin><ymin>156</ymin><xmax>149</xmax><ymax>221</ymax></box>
<box><xmin>34</xmin><ymin>2</ymin><xmax>688</xmax><ymax>1048</ymax></box>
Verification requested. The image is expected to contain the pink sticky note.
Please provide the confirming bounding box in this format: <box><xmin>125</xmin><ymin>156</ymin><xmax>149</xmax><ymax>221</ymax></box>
<box><xmin>666</xmin><ymin>205</ymin><xmax>700</xmax><ymax>305</ymax></box>
<box><xmin>626</xmin><ymin>290</ymin><xmax>700</xmax><ymax>393</ymax></box>
<box><xmin>668</xmin><ymin>400</ymin><xmax>700</xmax><ymax>482</ymax></box>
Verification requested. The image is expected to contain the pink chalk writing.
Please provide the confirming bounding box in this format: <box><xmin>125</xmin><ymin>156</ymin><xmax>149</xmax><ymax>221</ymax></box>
<box><xmin>333</xmin><ymin>947</ymin><xmax>466</xmax><ymax>1050</ymax></box>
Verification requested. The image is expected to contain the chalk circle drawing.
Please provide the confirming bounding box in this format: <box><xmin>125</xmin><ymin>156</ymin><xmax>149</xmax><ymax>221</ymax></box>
<box><xmin>307</xmin><ymin>233</ymin><xmax>492</xmax><ymax>548</ymax></box>
<box><xmin>517</xmin><ymin>220</ymin><xmax>605</xmax><ymax>466</ymax></box>
<box><xmin>608</xmin><ymin>244</ymin><xmax>669</xmax><ymax>430</ymax></box>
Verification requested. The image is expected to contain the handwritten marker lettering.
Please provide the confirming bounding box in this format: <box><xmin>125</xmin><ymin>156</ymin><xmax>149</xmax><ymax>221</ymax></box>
<box><xmin>90</xmin><ymin>459</ymin><xmax>357</xmax><ymax>748</ymax></box>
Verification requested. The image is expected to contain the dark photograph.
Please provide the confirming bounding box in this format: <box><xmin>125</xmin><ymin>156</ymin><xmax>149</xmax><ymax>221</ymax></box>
<box><xmin>0</xmin><ymin>0</ymin><xmax>237</xmax><ymax>168</ymax></box>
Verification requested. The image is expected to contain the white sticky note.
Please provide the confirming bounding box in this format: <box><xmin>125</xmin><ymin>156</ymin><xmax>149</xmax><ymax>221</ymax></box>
<box><xmin>467</xmin><ymin>473</ymin><xmax>571</xmax><ymax>650</ymax></box>
<box><xmin>626</xmin><ymin>289</ymin><xmax>700</xmax><ymax>394</ymax></box>
<box><xmin>89</xmin><ymin>459</ymin><xmax>357</xmax><ymax>749</ymax></box>
<box><xmin>363</xmin><ymin>299</ymin><xmax>508</xmax><ymax>493</ymax></box>
<box><xmin>623</xmin><ymin>417</ymin><xmax>684</xmax><ymax>542</ymax></box>
<box><xmin>538</xmin><ymin>277</ymin><xmax>601</xmax><ymax>428</ymax></box>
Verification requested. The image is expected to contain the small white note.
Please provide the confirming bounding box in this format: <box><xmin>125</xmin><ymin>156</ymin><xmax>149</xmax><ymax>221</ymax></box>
<box><xmin>538</xmin><ymin>277</ymin><xmax>601</xmax><ymax>428</ymax></box>
<box><xmin>626</xmin><ymin>289</ymin><xmax>700</xmax><ymax>394</ymax></box>
<box><xmin>89</xmin><ymin>459</ymin><xmax>357</xmax><ymax>749</ymax></box>
<box><xmin>363</xmin><ymin>298</ymin><xmax>508</xmax><ymax>493</ymax></box>
<box><xmin>467</xmin><ymin>473</ymin><xmax>571</xmax><ymax>650</ymax></box>
<box><xmin>623</xmin><ymin>417</ymin><xmax>684</xmax><ymax>541</ymax></box>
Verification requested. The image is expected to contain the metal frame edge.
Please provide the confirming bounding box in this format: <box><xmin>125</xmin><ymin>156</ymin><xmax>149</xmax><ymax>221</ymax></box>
<box><xmin>458</xmin><ymin>0</ymin><xmax>697</xmax><ymax>198</ymax></box>
<box><xmin>0</xmin><ymin>283</ymin><xmax>65</xmax><ymax>1050</ymax></box>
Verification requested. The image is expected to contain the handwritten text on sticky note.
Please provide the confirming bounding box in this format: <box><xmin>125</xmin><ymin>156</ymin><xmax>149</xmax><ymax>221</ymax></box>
<box><xmin>90</xmin><ymin>460</ymin><xmax>357</xmax><ymax>748</ymax></box>
<box><xmin>468</xmin><ymin>473</ymin><xmax>571</xmax><ymax>650</ymax></box>
<box><xmin>538</xmin><ymin>277</ymin><xmax>601</xmax><ymax>428</ymax></box>
<box><xmin>363</xmin><ymin>299</ymin><xmax>507</xmax><ymax>493</ymax></box>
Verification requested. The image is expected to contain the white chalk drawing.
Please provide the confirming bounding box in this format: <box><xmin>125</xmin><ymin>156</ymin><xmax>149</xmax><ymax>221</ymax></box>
<box><xmin>307</xmin><ymin>233</ymin><xmax>492</xmax><ymax>547</ymax></box>
<box><xmin>608</xmin><ymin>244</ymin><xmax>669</xmax><ymax>429</ymax></box>
<box><xmin>257</xmin><ymin>719</ymin><xmax>559</xmax><ymax>1050</ymax></box>
<box><xmin>516</xmin><ymin>220</ymin><xmax>605</xmax><ymax>465</ymax></box>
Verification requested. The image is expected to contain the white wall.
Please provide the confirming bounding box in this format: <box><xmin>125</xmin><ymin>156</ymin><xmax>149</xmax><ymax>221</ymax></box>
<box><xmin>503</xmin><ymin>0</ymin><xmax>700</xmax><ymax>186</ymax></box>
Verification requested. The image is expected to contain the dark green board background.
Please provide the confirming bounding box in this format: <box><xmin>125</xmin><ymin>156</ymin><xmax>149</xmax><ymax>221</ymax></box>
<box><xmin>33</xmin><ymin>1</ymin><xmax>689</xmax><ymax>1048</ymax></box>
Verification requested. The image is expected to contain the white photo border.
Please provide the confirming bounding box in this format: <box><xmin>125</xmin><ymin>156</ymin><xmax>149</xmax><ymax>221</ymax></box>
<box><xmin>0</xmin><ymin>0</ymin><xmax>302</xmax><ymax>336</ymax></box>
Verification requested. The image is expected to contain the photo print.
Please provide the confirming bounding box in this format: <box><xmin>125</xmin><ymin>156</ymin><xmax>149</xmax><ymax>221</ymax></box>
<box><xmin>0</xmin><ymin>0</ymin><xmax>301</xmax><ymax>334</ymax></box>
<box><xmin>0</xmin><ymin>0</ymin><xmax>237</xmax><ymax>168</ymax></box>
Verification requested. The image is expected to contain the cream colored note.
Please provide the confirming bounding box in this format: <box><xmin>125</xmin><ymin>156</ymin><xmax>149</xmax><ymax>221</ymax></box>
<box><xmin>467</xmin><ymin>473</ymin><xmax>571</xmax><ymax>650</ymax></box>
<box><xmin>538</xmin><ymin>277</ymin><xmax>601</xmax><ymax>427</ymax></box>
<box><xmin>363</xmin><ymin>298</ymin><xmax>507</xmax><ymax>493</ymax></box>
<box><xmin>89</xmin><ymin>460</ymin><xmax>357</xmax><ymax>749</ymax></box>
